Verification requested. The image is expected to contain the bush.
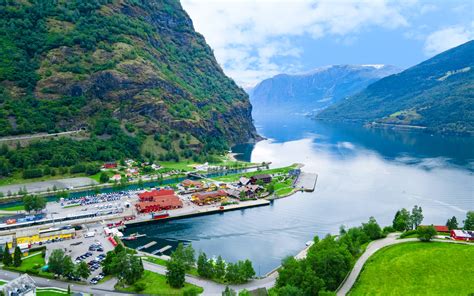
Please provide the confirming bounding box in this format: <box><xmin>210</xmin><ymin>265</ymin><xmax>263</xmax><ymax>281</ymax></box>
<box><xmin>133</xmin><ymin>282</ymin><xmax>146</xmax><ymax>292</ymax></box>
<box><xmin>417</xmin><ymin>225</ymin><xmax>437</xmax><ymax>242</ymax></box>
<box><xmin>23</xmin><ymin>169</ymin><xmax>43</xmax><ymax>179</ymax></box>
<box><xmin>400</xmin><ymin>230</ymin><xmax>418</xmax><ymax>238</ymax></box>
<box><xmin>382</xmin><ymin>226</ymin><xmax>395</xmax><ymax>234</ymax></box>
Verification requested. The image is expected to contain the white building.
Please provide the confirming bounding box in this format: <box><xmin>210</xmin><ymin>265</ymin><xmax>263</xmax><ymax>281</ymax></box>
<box><xmin>3</xmin><ymin>274</ymin><xmax>36</xmax><ymax>296</ymax></box>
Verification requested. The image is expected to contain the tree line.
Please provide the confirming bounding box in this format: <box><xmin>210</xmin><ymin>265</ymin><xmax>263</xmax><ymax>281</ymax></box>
<box><xmin>165</xmin><ymin>243</ymin><xmax>256</xmax><ymax>289</ymax></box>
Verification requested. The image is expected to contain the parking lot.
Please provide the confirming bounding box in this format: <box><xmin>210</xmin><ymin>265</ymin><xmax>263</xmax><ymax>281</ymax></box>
<box><xmin>43</xmin><ymin>223</ymin><xmax>114</xmax><ymax>285</ymax></box>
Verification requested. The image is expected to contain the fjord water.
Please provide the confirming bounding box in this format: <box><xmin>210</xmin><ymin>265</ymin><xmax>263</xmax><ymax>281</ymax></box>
<box><xmin>125</xmin><ymin>115</ymin><xmax>473</xmax><ymax>275</ymax></box>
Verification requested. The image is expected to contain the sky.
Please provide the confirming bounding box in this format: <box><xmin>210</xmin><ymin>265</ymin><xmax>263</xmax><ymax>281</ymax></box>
<box><xmin>181</xmin><ymin>0</ymin><xmax>474</xmax><ymax>88</ymax></box>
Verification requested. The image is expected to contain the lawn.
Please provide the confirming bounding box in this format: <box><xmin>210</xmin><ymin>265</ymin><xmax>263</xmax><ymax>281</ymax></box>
<box><xmin>0</xmin><ymin>204</ymin><xmax>25</xmax><ymax>211</ymax></box>
<box><xmin>6</xmin><ymin>252</ymin><xmax>54</xmax><ymax>278</ymax></box>
<box><xmin>144</xmin><ymin>256</ymin><xmax>199</xmax><ymax>277</ymax></box>
<box><xmin>349</xmin><ymin>242</ymin><xmax>474</xmax><ymax>295</ymax></box>
<box><xmin>36</xmin><ymin>287</ymin><xmax>69</xmax><ymax>296</ymax></box>
<box><xmin>214</xmin><ymin>164</ymin><xmax>297</xmax><ymax>182</ymax></box>
<box><xmin>115</xmin><ymin>270</ymin><xmax>203</xmax><ymax>295</ymax></box>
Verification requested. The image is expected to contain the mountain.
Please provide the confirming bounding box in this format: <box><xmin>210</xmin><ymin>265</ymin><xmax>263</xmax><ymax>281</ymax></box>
<box><xmin>316</xmin><ymin>41</ymin><xmax>474</xmax><ymax>135</ymax></box>
<box><xmin>0</xmin><ymin>0</ymin><xmax>257</xmax><ymax>157</ymax></box>
<box><xmin>249</xmin><ymin>65</ymin><xmax>400</xmax><ymax>115</ymax></box>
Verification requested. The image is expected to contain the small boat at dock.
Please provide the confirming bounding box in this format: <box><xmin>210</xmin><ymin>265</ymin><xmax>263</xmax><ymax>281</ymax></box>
<box><xmin>123</xmin><ymin>233</ymin><xmax>147</xmax><ymax>240</ymax></box>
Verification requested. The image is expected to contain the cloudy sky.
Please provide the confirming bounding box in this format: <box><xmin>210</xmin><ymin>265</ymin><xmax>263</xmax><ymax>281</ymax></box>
<box><xmin>181</xmin><ymin>0</ymin><xmax>473</xmax><ymax>87</ymax></box>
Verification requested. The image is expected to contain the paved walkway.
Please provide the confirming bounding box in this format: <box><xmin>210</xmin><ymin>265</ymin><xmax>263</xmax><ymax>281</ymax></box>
<box><xmin>336</xmin><ymin>234</ymin><xmax>473</xmax><ymax>296</ymax></box>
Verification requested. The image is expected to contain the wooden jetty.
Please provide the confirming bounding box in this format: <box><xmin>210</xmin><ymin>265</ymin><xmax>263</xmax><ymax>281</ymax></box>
<box><xmin>137</xmin><ymin>241</ymin><xmax>157</xmax><ymax>251</ymax></box>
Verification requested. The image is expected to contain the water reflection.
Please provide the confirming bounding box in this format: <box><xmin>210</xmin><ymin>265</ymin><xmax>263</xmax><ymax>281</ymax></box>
<box><xmin>125</xmin><ymin>115</ymin><xmax>474</xmax><ymax>275</ymax></box>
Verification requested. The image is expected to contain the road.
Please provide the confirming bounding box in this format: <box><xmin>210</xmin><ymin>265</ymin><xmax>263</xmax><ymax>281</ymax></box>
<box><xmin>144</xmin><ymin>261</ymin><xmax>277</xmax><ymax>295</ymax></box>
<box><xmin>0</xmin><ymin>269</ymin><xmax>130</xmax><ymax>295</ymax></box>
<box><xmin>336</xmin><ymin>234</ymin><xmax>474</xmax><ymax>296</ymax></box>
<box><xmin>0</xmin><ymin>130</ymin><xmax>83</xmax><ymax>143</ymax></box>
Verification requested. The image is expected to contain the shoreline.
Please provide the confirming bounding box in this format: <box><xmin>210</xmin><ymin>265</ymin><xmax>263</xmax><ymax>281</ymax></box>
<box><xmin>124</xmin><ymin>199</ymin><xmax>271</xmax><ymax>228</ymax></box>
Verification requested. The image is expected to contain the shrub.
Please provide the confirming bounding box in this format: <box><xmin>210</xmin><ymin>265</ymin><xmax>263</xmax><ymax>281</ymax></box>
<box><xmin>400</xmin><ymin>229</ymin><xmax>418</xmax><ymax>238</ymax></box>
<box><xmin>417</xmin><ymin>225</ymin><xmax>437</xmax><ymax>242</ymax></box>
<box><xmin>133</xmin><ymin>282</ymin><xmax>146</xmax><ymax>292</ymax></box>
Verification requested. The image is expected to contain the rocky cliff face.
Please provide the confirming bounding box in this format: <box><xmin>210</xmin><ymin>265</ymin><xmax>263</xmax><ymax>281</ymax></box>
<box><xmin>0</xmin><ymin>0</ymin><xmax>257</xmax><ymax>148</ymax></box>
<box><xmin>250</xmin><ymin>65</ymin><xmax>400</xmax><ymax>116</ymax></box>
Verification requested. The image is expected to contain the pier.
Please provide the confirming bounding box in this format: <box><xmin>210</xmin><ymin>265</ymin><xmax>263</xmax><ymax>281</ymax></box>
<box><xmin>152</xmin><ymin>245</ymin><xmax>172</xmax><ymax>255</ymax></box>
<box><xmin>137</xmin><ymin>241</ymin><xmax>157</xmax><ymax>251</ymax></box>
<box><xmin>294</xmin><ymin>172</ymin><xmax>318</xmax><ymax>192</ymax></box>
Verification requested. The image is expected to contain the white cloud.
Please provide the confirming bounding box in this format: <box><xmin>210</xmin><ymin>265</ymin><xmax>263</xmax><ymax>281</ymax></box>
<box><xmin>423</xmin><ymin>25</ymin><xmax>474</xmax><ymax>56</ymax></box>
<box><xmin>181</xmin><ymin>0</ymin><xmax>413</xmax><ymax>87</ymax></box>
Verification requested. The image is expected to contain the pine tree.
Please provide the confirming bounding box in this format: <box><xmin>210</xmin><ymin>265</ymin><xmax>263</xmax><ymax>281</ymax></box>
<box><xmin>13</xmin><ymin>246</ymin><xmax>22</xmax><ymax>267</ymax></box>
<box><xmin>3</xmin><ymin>245</ymin><xmax>12</xmax><ymax>266</ymax></box>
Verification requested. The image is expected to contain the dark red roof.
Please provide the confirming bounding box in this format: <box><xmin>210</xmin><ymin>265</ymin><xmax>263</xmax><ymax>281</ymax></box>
<box><xmin>138</xmin><ymin>189</ymin><xmax>175</xmax><ymax>200</ymax></box>
<box><xmin>434</xmin><ymin>225</ymin><xmax>449</xmax><ymax>232</ymax></box>
<box><xmin>135</xmin><ymin>195</ymin><xmax>183</xmax><ymax>211</ymax></box>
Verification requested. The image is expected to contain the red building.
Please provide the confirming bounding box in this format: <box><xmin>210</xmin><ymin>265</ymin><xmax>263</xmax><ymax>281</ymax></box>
<box><xmin>138</xmin><ymin>189</ymin><xmax>175</xmax><ymax>201</ymax></box>
<box><xmin>103</xmin><ymin>162</ymin><xmax>117</xmax><ymax>169</ymax></box>
<box><xmin>135</xmin><ymin>194</ymin><xmax>183</xmax><ymax>213</ymax></box>
<box><xmin>450</xmin><ymin>229</ymin><xmax>474</xmax><ymax>241</ymax></box>
<box><xmin>433</xmin><ymin>225</ymin><xmax>449</xmax><ymax>232</ymax></box>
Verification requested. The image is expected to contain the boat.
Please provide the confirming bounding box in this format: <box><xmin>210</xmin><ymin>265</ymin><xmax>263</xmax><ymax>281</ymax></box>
<box><xmin>122</xmin><ymin>233</ymin><xmax>147</xmax><ymax>241</ymax></box>
<box><xmin>151</xmin><ymin>211</ymin><xmax>169</xmax><ymax>220</ymax></box>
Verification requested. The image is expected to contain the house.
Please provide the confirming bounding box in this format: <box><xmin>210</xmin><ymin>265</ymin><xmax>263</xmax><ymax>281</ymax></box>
<box><xmin>135</xmin><ymin>194</ymin><xmax>183</xmax><ymax>213</ymax></box>
<box><xmin>138</xmin><ymin>189</ymin><xmax>175</xmax><ymax>201</ymax></box>
<box><xmin>239</xmin><ymin>177</ymin><xmax>251</xmax><ymax>186</ymax></box>
<box><xmin>192</xmin><ymin>190</ymin><xmax>228</xmax><ymax>205</ymax></box>
<box><xmin>182</xmin><ymin>179</ymin><xmax>204</xmax><ymax>188</ymax></box>
<box><xmin>250</xmin><ymin>174</ymin><xmax>272</xmax><ymax>184</ymax></box>
<box><xmin>433</xmin><ymin>225</ymin><xmax>449</xmax><ymax>232</ymax></box>
<box><xmin>450</xmin><ymin>229</ymin><xmax>474</xmax><ymax>241</ymax></box>
<box><xmin>110</xmin><ymin>174</ymin><xmax>122</xmax><ymax>182</ymax></box>
<box><xmin>103</xmin><ymin>162</ymin><xmax>117</xmax><ymax>169</ymax></box>
<box><xmin>239</xmin><ymin>185</ymin><xmax>263</xmax><ymax>199</ymax></box>
<box><xmin>3</xmin><ymin>274</ymin><xmax>36</xmax><ymax>296</ymax></box>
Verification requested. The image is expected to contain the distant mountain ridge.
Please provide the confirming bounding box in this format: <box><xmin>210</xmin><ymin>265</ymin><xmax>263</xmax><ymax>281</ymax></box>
<box><xmin>249</xmin><ymin>64</ymin><xmax>401</xmax><ymax>115</ymax></box>
<box><xmin>316</xmin><ymin>41</ymin><xmax>474</xmax><ymax>135</ymax></box>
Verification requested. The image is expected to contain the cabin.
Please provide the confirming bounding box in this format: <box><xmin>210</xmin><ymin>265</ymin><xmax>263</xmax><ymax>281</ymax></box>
<box><xmin>192</xmin><ymin>190</ymin><xmax>227</xmax><ymax>205</ymax></box>
<box><xmin>450</xmin><ymin>229</ymin><xmax>474</xmax><ymax>241</ymax></box>
<box><xmin>250</xmin><ymin>174</ymin><xmax>272</xmax><ymax>184</ymax></box>
<box><xmin>138</xmin><ymin>189</ymin><xmax>175</xmax><ymax>202</ymax></box>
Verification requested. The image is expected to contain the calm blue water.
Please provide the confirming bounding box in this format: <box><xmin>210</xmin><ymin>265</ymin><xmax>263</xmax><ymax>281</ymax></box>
<box><xmin>125</xmin><ymin>114</ymin><xmax>474</xmax><ymax>275</ymax></box>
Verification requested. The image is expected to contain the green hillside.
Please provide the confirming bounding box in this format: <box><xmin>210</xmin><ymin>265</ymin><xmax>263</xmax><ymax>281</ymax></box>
<box><xmin>316</xmin><ymin>41</ymin><xmax>474</xmax><ymax>135</ymax></box>
<box><xmin>0</xmin><ymin>0</ymin><xmax>258</xmax><ymax>177</ymax></box>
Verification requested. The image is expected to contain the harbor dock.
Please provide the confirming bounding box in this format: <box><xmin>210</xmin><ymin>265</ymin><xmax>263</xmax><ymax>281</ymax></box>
<box><xmin>137</xmin><ymin>241</ymin><xmax>157</xmax><ymax>251</ymax></box>
<box><xmin>294</xmin><ymin>172</ymin><xmax>318</xmax><ymax>192</ymax></box>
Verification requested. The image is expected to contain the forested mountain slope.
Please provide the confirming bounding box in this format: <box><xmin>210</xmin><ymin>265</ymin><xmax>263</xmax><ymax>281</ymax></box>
<box><xmin>0</xmin><ymin>0</ymin><xmax>258</xmax><ymax>176</ymax></box>
<box><xmin>316</xmin><ymin>41</ymin><xmax>474</xmax><ymax>134</ymax></box>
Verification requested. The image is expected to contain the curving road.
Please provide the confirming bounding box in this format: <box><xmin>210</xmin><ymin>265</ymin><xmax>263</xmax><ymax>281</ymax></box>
<box><xmin>336</xmin><ymin>234</ymin><xmax>473</xmax><ymax>296</ymax></box>
<box><xmin>144</xmin><ymin>261</ymin><xmax>277</xmax><ymax>295</ymax></box>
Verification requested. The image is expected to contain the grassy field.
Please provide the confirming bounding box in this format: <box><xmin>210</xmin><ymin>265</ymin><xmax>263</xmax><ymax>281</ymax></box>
<box><xmin>115</xmin><ymin>270</ymin><xmax>203</xmax><ymax>295</ymax></box>
<box><xmin>6</xmin><ymin>252</ymin><xmax>54</xmax><ymax>278</ymax></box>
<box><xmin>0</xmin><ymin>204</ymin><xmax>25</xmax><ymax>211</ymax></box>
<box><xmin>36</xmin><ymin>287</ymin><xmax>69</xmax><ymax>296</ymax></box>
<box><xmin>349</xmin><ymin>242</ymin><xmax>474</xmax><ymax>296</ymax></box>
<box><xmin>143</xmin><ymin>256</ymin><xmax>199</xmax><ymax>276</ymax></box>
<box><xmin>214</xmin><ymin>164</ymin><xmax>297</xmax><ymax>182</ymax></box>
